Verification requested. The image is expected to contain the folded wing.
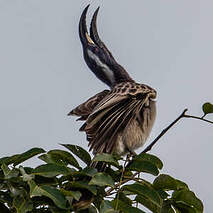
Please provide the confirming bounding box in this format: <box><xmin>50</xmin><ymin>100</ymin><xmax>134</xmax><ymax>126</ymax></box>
<box><xmin>68</xmin><ymin>90</ymin><xmax>109</xmax><ymax>121</ymax></box>
<box><xmin>82</xmin><ymin>83</ymin><xmax>155</xmax><ymax>154</ymax></box>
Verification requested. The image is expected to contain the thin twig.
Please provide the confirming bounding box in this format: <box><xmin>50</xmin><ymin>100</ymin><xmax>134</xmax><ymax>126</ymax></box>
<box><xmin>123</xmin><ymin>176</ymin><xmax>144</xmax><ymax>182</ymax></box>
<box><xmin>106</xmin><ymin>171</ymin><xmax>140</xmax><ymax>196</ymax></box>
<box><xmin>201</xmin><ymin>114</ymin><xmax>206</xmax><ymax>119</ymax></box>
<box><xmin>183</xmin><ymin>114</ymin><xmax>213</xmax><ymax>124</ymax></box>
<box><xmin>115</xmin><ymin>155</ymin><xmax>129</xmax><ymax>210</ymax></box>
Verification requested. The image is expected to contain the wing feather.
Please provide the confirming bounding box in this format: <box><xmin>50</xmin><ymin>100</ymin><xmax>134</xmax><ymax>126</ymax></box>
<box><xmin>85</xmin><ymin>91</ymin><xmax>150</xmax><ymax>154</ymax></box>
<box><xmin>68</xmin><ymin>90</ymin><xmax>109</xmax><ymax>120</ymax></box>
<box><xmin>69</xmin><ymin>81</ymin><xmax>156</xmax><ymax>156</ymax></box>
<box><xmin>89</xmin><ymin>98</ymin><xmax>131</xmax><ymax>152</ymax></box>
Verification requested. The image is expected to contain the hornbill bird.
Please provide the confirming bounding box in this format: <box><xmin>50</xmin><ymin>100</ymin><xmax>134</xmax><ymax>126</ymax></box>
<box><xmin>68</xmin><ymin>5</ymin><xmax>157</xmax><ymax>169</ymax></box>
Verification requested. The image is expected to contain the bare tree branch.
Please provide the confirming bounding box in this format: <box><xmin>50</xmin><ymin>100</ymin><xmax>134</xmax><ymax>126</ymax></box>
<box><xmin>183</xmin><ymin>114</ymin><xmax>213</xmax><ymax>124</ymax></box>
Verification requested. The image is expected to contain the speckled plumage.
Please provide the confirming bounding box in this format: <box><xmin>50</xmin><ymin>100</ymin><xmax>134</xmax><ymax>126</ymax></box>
<box><xmin>70</xmin><ymin>82</ymin><xmax>156</xmax><ymax>155</ymax></box>
<box><xmin>69</xmin><ymin>5</ymin><xmax>157</xmax><ymax>167</ymax></box>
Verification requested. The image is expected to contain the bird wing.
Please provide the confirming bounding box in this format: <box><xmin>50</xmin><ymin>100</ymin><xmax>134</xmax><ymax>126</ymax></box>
<box><xmin>68</xmin><ymin>90</ymin><xmax>109</xmax><ymax>121</ymax></box>
<box><xmin>83</xmin><ymin>85</ymin><xmax>154</xmax><ymax>154</ymax></box>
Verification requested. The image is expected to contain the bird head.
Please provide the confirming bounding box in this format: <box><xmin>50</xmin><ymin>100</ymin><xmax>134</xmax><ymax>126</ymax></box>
<box><xmin>79</xmin><ymin>5</ymin><xmax>134</xmax><ymax>88</ymax></box>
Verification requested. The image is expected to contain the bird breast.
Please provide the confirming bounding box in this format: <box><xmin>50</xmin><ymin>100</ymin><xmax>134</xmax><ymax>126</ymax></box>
<box><xmin>114</xmin><ymin>100</ymin><xmax>156</xmax><ymax>155</ymax></box>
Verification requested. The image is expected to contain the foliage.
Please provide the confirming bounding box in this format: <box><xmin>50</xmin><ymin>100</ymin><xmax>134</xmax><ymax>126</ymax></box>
<box><xmin>0</xmin><ymin>145</ymin><xmax>204</xmax><ymax>213</ymax></box>
<box><xmin>0</xmin><ymin>103</ymin><xmax>212</xmax><ymax>212</ymax></box>
<box><xmin>202</xmin><ymin>102</ymin><xmax>213</xmax><ymax>117</ymax></box>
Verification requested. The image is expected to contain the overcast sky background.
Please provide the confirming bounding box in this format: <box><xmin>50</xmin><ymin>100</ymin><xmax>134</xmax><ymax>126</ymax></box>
<box><xmin>0</xmin><ymin>0</ymin><xmax>212</xmax><ymax>211</ymax></box>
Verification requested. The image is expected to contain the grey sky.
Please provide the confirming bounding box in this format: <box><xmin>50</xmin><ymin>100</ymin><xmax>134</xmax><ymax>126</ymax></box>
<box><xmin>0</xmin><ymin>0</ymin><xmax>212</xmax><ymax>211</ymax></box>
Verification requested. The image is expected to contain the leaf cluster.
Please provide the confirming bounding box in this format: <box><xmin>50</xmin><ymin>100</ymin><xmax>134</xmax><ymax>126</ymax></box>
<box><xmin>0</xmin><ymin>144</ymin><xmax>203</xmax><ymax>212</ymax></box>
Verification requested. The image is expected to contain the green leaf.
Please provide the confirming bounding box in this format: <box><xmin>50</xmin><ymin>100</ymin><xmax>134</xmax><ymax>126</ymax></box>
<box><xmin>48</xmin><ymin>149</ymin><xmax>80</xmax><ymax>169</ymax></box>
<box><xmin>135</xmin><ymin>195</ymin><xmax>161</xmax><ymax>213</ymax></box>
<box><xmin>13</xmin><ymin>195</ymin><xmax>33</xmax><ymax>213</ymax></box>
<box><xmin>5</xmin><ymin>181</ymin><xmax>24</xmax><ymax>197</ymax></box>
<box><xmin>1</xmin><ymin>164</ymin><xmax>19</xmax><ymax>179</ymax></box>
<box><xmin>49</xmin><ymin>207</ymin><xmax>70</xmax><ymax>213</ymax></box>
<box><xmin>34</xmin><ymin>175</ymin><xmax>58</xmax><ymax>185</ymax></box>
<box><xmin>61</xmin><ymin>189</ymin><xmax>81</xmax><ymax>201</ymax></box>
<box><xmin>127</xmin><ymin>160</ymin><xmax>159</xmax><ymax>176</ymax></box>
<box><xmin>100</xmin><ymin>200</ymin><xmax>117</xmax><ymax>213</ymax></box>
<box><xmin>32</xmin><ymin>163</ymin><xmax>72</xmax><ymax>177</ymax></box>
<box><xmin>61</xmin><ymin>144</ymin><xmax>91</xmax><ymax>165</ymax></box>
<box><xmin>80</xmin><ymin>167</ymin><xmax>98</xmax><ymax>177</ymax></box>
<box><xmin>153</xmin><ymin>174</ymin><xmax>189</xmax><ymax>191</ymax></box>
<box><xmin>0</xmin><ymin>155</ymin><xmax>20</xmax><ymax>166</ymax></box>
<box><xmin>67</xmin><ymin>181</ymin><xmax>97</xmax><ymax>195</ymax></box>
<box><xmin>64</xmin><ymin>167</ymin><xmax>97</xmax><ymax>180</ymax></box>
<box><xmin>153</xmin><ymin>174</ymin><xmax>178</xmax><ymax>191</ymax></box>
<box><xmin>134</xmin><ymin>153</ymin><xmax>163</xmax><ymax>169</ymax></box>
<box><xmin>1</xmin><ymin>164</ymin><xmax>11</xmax><ymax>176</ymax></box>
<box><xmin>104</xmin><ymin>168</ymin><xmax>122</xmax><ymax>182</ymax></box>
<box><xmin>172</xmin><ymin>189</ymin><xmax>203</xmax><ymax>213</ymax></box>
<box><xmin>202</xmin><ymin>102</ymin><xmax>213</xmax><ymax>116</ymax></box>
<box><xmin>89</xmin><ymin>172</ymin><xmax>114</xmax><ymax>187</ymax></box>
<box><xmin>156</xmin><ymin>189</ymin><xmax>170</xmax><ymax>199</ymax></box>
<box><xmin>39</xmin><ymin>153</ymin><xmax>57</xmax><ymax>164</ymax></box>
<box><xmin>39</xmin><ymin>153</ymin><xmax>77</xmax><ymax>168</ymax></box>
<box><xmin>117</xmin><ymin>192</ymin><xmax>132</xmax><ymax>206</ymax></box>
<box><xmin>92</xmin><ymin>153</ymin><xmax>119</xmax><ymax>167</ymax></box>
<box><xmin>21</xmin><ymin>166</ymin><xmax>33</xmax><ymax>174</ymax></box>
<box><xmin>29</xmin><ymin>180</ymin><xmax>67</xmax><ymax>209</ymax></box>
<box><xmin>175</xmin><ymin>179</ymin><xmax>189</xmax><ymax>190</ymax></box>
<box><xmin>173</xmin><ymin>207</ymin><xmax>182</xmax><ymax>213</ymax></box>
<box><xmin>123</xmin><ymin>207</ymin><xmax>145</xmax><ymax>213</ymax></box>
<box><xmin>111</xmin><ymin>199</ymin><xmax>145</xmax><ymax>213</ymax></box>
<box><xmin>13</xmin><ymin>148</ymin><xmax>45</xmax><ymax>166</ymax></box>
<box><xmin>161</xmin><ymin>200</ymin><xmax>176</xmax><ymax>213</ymax></box>
<box><xmin>87</xmin><ymin>205</ymin><xmax>98</xmax><ymax>213</ymax></box>
<box><xmin>122</xmin><ymin>182</ymin><xmax>162</xmax><ymax>212</ymax></box>
<box><xmin>173</xmin><ymin>202</ymin><xmax>197</xmax><ymax>213</ymax></box>
<box><xmin>19</xmin><ymin>166</ymin><xmax>34</xmax><ymax>182</ymax></box>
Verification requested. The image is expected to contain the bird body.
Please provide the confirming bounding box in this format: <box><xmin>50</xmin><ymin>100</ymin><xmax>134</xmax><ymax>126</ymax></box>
<box><xmin>69</xmin><ymin>5</ymin><xmax>157</xmax><ymax>161</ymax></box>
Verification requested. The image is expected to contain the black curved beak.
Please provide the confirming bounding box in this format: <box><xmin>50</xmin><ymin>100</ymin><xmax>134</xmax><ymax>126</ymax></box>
<box><xmin>79</xmin><ymin>5</ymin><xmax>94</xmax><ymax>46</ymax></box>
<box><xmin>90</xmin><ymin>7</ymin><xmax>113</xmax><ymax>57</ymax></box>
<box><xmin>78</xmin><ymin>5</ymin><xmax>133</xmax><ymax>88</ymax></box>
